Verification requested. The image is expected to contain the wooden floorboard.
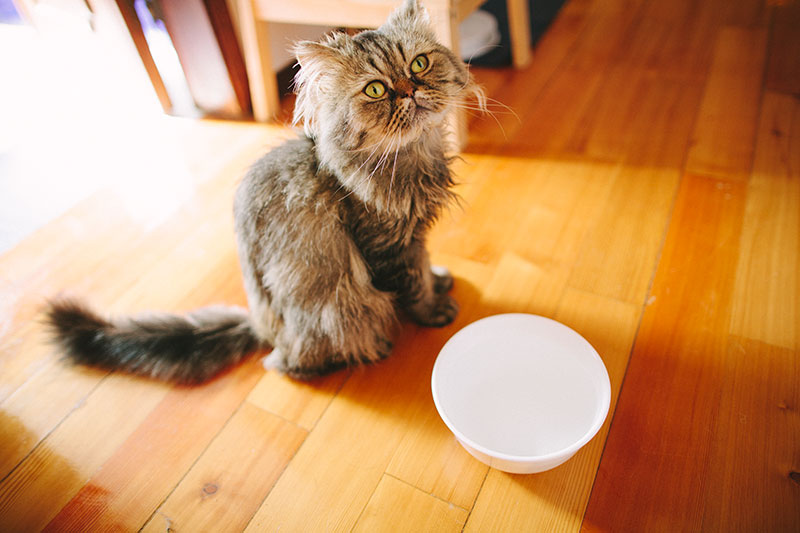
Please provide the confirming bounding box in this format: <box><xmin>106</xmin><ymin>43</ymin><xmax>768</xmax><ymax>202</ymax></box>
<box><xmin>766</xmin><ymin>0</ymin><xmax>800</xmax><ymax>95</ymax></box>
<box><xmin>45</xmin><ymin>360</ymin><xmax>265</xmax><ymax>531</ymax></box>
<box><xmin>582</xmin><ymin>173</ymin><xmax>749</xmax><ymax>531</ymax></box>
<box><xmin>1</xmin><ymin>0</ymin><xmax>798</xmax><ymax>530</ymax></box>
<box><xmin>729</xmin><ymin>91</ymin><xmax>800</xmax><ymax>350</ymax></box>
<box><xmin>685</xmin><ymin>26</ymin><xmax>768</xmax><ymax>180</ymax></box>
<box><xmin>139</xmin><ymin>402</ymin><xmax>307</xmax><ymax>533</ymax></box>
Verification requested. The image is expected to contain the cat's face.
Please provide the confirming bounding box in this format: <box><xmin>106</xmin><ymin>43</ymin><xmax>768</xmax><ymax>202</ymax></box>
<box><xmin>293</xmin><ymin>0</ymin><xmax>480</xmax><ymax>151</ymax></box>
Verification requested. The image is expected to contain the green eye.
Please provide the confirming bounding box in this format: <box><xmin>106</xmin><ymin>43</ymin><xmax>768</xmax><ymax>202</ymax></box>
<box><xmin>411</xmin><ymin>54</ymin><xmax>429</xmax><ymax>74</ymax></box>
<box><xmin>364</xmin><ymin>80</ymin><xmax>386</xmax><ymax>98</ymax></box>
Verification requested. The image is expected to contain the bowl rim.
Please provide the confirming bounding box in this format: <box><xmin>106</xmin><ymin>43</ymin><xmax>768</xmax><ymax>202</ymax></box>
<box><xmin>431</xmin><ymin>313</ymin><xmax>611</xmax><ymax>464</ymax></box>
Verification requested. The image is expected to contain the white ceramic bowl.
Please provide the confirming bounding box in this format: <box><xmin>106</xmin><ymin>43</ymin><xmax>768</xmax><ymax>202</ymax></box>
<box><xmin>431</xmin><ymin>314</ymin><xmax>611</xmax><ymax>474</ymax></box>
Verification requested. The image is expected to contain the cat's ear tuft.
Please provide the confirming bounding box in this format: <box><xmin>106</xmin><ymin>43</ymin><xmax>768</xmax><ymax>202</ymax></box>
<box><xmin>381</xmin><ymin>0</ymin><xmax>434</xmax><ymax>37</ymax></box>
<box><xmin>398</xmin><ymin>0</ymin><xmax>423</xmax><ymax>17</ymax></box>
<box><xmin>294</xmin><ymin>34</ymin><xmax>349</xmax><ymax>69</ymax></box>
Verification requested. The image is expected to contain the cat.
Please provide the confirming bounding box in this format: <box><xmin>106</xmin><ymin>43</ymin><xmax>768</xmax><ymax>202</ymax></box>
<box><xmin>46</xmin><ymin>0</ymin><xmax>484</xmax><ymax>382</ymax></box>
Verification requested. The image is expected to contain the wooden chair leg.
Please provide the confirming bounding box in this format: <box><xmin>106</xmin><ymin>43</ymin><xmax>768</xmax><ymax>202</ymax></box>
<box><xmin>507</xmin><ymin>0</ymin><xmax>532</xmax><ymax>68</ymax></box>
<box><xmin>429</xmin><ymin>5</ymin><xmax>468</xmax><ymax>151</ymax></box>
<box><xmin>236</xmin><ymin>0</ymin><xmax>280</xmax><ymax>121</ymax></box>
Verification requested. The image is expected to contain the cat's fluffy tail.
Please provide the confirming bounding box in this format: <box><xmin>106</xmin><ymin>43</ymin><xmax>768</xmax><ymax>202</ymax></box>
<box><xmin>45</xmin><ymin>299</ymin><xmax>259</xmax><ymax>384</ymax></box>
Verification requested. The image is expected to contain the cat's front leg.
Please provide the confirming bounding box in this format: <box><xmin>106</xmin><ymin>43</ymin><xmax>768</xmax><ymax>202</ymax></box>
<box><xmin>400</xmin><ymin>244</ymin><xmax>458</xmax><ymax>327</ymax></box>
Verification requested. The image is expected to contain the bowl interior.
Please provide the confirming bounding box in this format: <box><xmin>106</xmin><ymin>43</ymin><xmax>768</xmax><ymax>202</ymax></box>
<box><xmin>432</xmin><ymin>314</ymin><xmax>610</xmax><ymax>460</ymax></box>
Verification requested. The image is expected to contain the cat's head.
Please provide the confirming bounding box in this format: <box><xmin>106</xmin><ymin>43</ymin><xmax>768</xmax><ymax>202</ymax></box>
<box><xmin>292</xmin><ymin>0</ymin><xmax>483</xmax><ymax>151</ymax></box>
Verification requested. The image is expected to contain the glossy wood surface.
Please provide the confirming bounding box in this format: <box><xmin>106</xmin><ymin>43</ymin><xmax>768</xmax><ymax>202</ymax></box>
<box><xmin>1</xmin><ymin>0</ymin><xmax>798</xmax><ymax>530</ymax></box>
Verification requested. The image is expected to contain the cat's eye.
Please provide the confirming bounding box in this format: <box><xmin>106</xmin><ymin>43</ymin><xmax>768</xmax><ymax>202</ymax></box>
<box><xmin>364</xmin><ymin>80</ymin><xmax>386</xmax><ymax>99</ymax></box>
<box><xmin>410</xmin><ymin>54</ymin><xmax>429</xmax><ymax>74</ymax></box>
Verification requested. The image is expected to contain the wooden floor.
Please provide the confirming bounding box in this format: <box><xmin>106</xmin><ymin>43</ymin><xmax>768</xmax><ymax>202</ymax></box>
<box><xmin>1</xmin><ymin>0</ymin><xmax>798</xmax><ymax>530</ymax></box>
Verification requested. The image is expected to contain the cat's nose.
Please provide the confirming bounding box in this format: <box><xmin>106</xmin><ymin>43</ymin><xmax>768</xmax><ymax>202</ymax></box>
<box><xmin>395</xmin><ymin>79</ymin><xmax>416</xmax><ymax>98</ymax></box>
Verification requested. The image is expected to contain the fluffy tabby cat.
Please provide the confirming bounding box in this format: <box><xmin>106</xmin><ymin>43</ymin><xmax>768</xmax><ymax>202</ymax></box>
<box><xmin>47</xmin><ymin>0</ymin><xmax>484</xmax><ymax>382</ymax></box>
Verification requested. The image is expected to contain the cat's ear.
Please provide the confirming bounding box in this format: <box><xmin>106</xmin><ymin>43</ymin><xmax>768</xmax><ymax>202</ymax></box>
<box><xmin>381</xmin><ymin>0</ymin><xmax>435</xmax><ymax>38</ymax></box>
<box><xmin>292</xmin><ymin>33</ymin><xmax>352</xmax><ymax>137</ymax></box>
<box><xmin>396</xmin><ymin>0</ymin><xmax>425</xmax><ymax>18</ymax></box>
<box><xmin>293</xmin><ymin>32</ymin><xmax>351</xmax><ymax>71</ymax></box>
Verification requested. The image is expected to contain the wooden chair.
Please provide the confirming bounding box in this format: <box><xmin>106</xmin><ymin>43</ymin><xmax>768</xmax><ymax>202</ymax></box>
<box><xmin>235</xmin><ymin>0</ymin><xmax>531</xmax><ymax>148</ymax></box>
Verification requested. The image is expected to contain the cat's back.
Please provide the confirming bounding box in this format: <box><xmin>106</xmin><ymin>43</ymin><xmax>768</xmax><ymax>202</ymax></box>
<box><xmin>234</xmin><ymin>135</ymin><xmax>345</xmax><ymax>251</ymax></box>
<box><xmin>235</xmin><ymin>136</ymin><xmax>332</xmax><ymax>227</ymax></box>
<box><xmin>236</xmin><ymin>136</ymin><xmax>318</xmax><ymax>208</ymax></box>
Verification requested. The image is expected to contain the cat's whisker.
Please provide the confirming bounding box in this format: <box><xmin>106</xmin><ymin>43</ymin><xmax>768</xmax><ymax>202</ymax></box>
<box><xmin>374</xmin><ymin>124</ymin><xmax>400</xmax><ymax>174</ymax></box>
<box><xmin>456</xmin><ymin>95</ymin><xmax>518</xmax><ymax>123</ymax></box>
<box><xmin>438</xmin><ymin>96</ymin><xmax>514</xmax><ymax>115</ymax></box>
<box><xmin>447</xmin><ymin>71</ymin><xmax>486</xmax><ymax>115</ymax></box>
<box><xmin>389</xmin><ymin>129</ymin><xmax>403</xmax><ymax>200</ymax></box>
<box><xmin>437</xmin><ymin>100</ymin><xmax>509</xmax><ymax>140</ymax></box>
<box><xmin>342</xmin><ymin>134</ymin><xmax>390</xmax><ymax>154</ymax></box>
<box><xmin>439</xmin><ymin>101</ymin><xmax>506</xmax><ymax>115</ymax></box>
<box><xmin>444</xmin><ymin>104</ymin><xmax>513</xmax><ymax>115</ymax></box>
<box><xmin>448</xmin><ymin>102</ymin><xmax>515</xmax><ymax>112</ymax></box>
<box><xmin>354</xmin><ymin>130</ymin><xmax>392</xmax><ymax>172</ymax></box>
<box><xmin>335</xmin><ymin>129</ymin><xmax>394</xmax><ymax>199</ymax></box>
<box><xmin>480</xmin><ymin>97</ymin><xmax>519</xmax><ymax>122</ymax></box>
<box><xmin>434</xmin><ymin>92</ymin><xmax>515</xmax><ymax>138</ymax></box>
<box><xmin>483</xmin><ymin>109</ymin><xmax>508</xmax><ymax>139</ymax></box>
<box><xmin>371</xmin><ymin>142</ymin><xmax>391</xmax><ymax>176</ymax></box>
<box><xmin>341</xmin><ymin>132</ymin><xmax>394</xmax><ymax>201</ymax></box>
<box><xmin>358</xmin><ymin>129</ymin><xmax>396</xmax><ymax>197</ymax></box>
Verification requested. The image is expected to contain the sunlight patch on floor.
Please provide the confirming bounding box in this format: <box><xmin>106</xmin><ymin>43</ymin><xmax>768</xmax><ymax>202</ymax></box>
<box><xmin>0</xmin><ymin>19</ymin><xmax>165</xmax><ymax>252</ymax></box>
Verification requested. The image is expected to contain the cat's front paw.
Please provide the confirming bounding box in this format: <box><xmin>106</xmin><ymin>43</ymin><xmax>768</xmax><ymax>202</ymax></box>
<box><xmin>262</xmin><ymin>348</ymin><xmax>285</xmax><ymax>371</ymax></box>
<box><xmin>413</xmin><ymin>294</ymin><xmax>459</xmax><ymax>328</ymax></box>
<box><xmin>431</xmin><ymin>265</ymin><xmax>453</xmax><ymax>294</ymax></box>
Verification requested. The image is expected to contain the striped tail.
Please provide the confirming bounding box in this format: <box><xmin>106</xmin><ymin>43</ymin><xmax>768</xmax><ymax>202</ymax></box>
<box><xmin>46</xmin><ymin>298</ymin><xmax>260</xmax><ymax>384</ymax></box>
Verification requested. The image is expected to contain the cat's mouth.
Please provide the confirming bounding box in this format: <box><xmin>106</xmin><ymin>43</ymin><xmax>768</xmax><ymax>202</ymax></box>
<box><xmin>397</xmin><ymin>98</ymin><xmax>443</xmax><ymax>133</ymax></box>
<box><xmin>412</xmin><ymin>92</ymin><xmax>443</xmax><ymax>116</ymax></box>
<box><xmin>383</xmin><ymin>93</ymin><xmax>447</xmax><ymax>144</ymax></box>
<box><xmin>396</xmin><ymin>106</ymin><xmax>428</xmax><ymax>138</ymax></box>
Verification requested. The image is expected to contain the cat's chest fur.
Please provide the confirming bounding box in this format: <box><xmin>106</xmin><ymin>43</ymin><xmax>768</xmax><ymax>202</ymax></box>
<box><xmin>336</xmin><ymin>157</ymin><xmax>454</xmax><ymax>292</ymax></box>
<box><xmin>343</xmin><ymin>196</ymin><xmax>422</xmax><ymax>280</ymax></box>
